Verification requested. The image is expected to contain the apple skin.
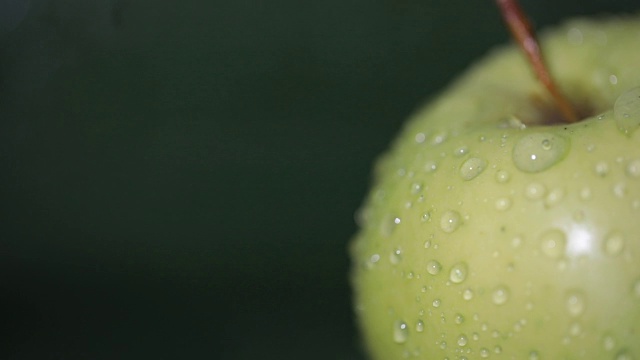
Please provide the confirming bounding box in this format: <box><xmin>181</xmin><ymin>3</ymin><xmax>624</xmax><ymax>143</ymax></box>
<box><xmin>350</xmin><ymin>14</ymin><xmax>640</xmax><ymax>359</ymax></box>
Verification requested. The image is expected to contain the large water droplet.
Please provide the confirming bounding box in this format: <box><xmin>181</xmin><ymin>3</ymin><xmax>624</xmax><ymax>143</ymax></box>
<box><xmin>460</xmin><ymin>157</ymin><xmax>487</xmax><ymax>180</ymax></box>
<box><xmin>440</xmin><ymin>210</ymin><xmax>462</xmax><ymax>233</ymax></box>
<box><xmin>449</xmin><ymin>262</ymin><xmax>469</xmax><ymax>283</ymax></box>
<box><xmin>393</xmin><ymin>320</ymin><xmax>409</xmax><ymax>343</ymax></box>
<box><xmin>427</xmin><ymin>260</ymin><xmax>442</xmax><ymax>275</ymax></box>
<box><xmin>492</xmin><ymin>285</ymin><xmax>510</xmax><ymax>305</ymax></box>
<box><xmin>603</xmin><ymin>231</ymin><xmax>625</xmax><ymax>256</ymax></box>
<box><xmin>566</xmin><ymin>291</ymin><xmax>586</xmax><ymax>317</ymax></box>
<box><xmin>457</xmin><ymin>334</ymin><xmax>468</xmax><ymax>347</ymax></box>
<box><xmin>540</xmin><ymin>228</ymin><xmax>567</xmax><ymax>258</ymax></box>
<box><xmin>513</xmin><ymin>133</ymin><xmax>569</xmax><ymax>173</ymax></box>
<box><xmin>614</xmin><ymin>87</ymin><xmax>640</xmax><ymax>135</ymax></box>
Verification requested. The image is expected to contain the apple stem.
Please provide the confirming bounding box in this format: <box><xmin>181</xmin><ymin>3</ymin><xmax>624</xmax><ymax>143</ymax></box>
<box><xmin>495</xmin><ymin>0</ymin><xmax>579</xmax><ymax>123</ymax></box>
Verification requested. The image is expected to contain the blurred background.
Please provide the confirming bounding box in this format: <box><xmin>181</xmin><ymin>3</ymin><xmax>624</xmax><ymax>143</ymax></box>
<box><xmin>0</xmin><ymin>0</ymin><xmax>637</xmax><ymax>358</ymax></box>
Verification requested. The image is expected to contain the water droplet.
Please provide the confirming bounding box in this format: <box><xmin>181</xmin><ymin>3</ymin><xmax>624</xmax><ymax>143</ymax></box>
<box><xmin>566</xmin><ymin>291</ymin><xmax>586</xmax><ymax>317</ymax></box>
<box><xmin>463</xmin><ymin>288</ymin><xmax>474</xmax><ymax>301</ymax></box>
<box><xmin>569</xmin><ymin>322</ymin><xmax>582</xmax><ymax>336</ymax></box>
<box><xmin>525</xmin><ymin>182</ymin><xmax>546</xmax><ymax>200</ymax></box>
<box><xmin>495</xmin><ymin>197</ymin><xmax>512</xmax><ymax>211</ymax></box>
<box><xmin>480</xmin><ymin>348</ymin><xmax>491</xmax><ymax>358</ymax></box>
<box><xmin>544</xmin><ymin>187</ymin><xmax>566</xmax><ymax>207</ymax></box>
<box><xmin>393</xmin><ymin>320</ymin><xmax>409</xmax><ymax>343</ymax></box>
<box><xmin>455</xmin><ymin>314</ymin><xmax>465</xmax><ymax>325</ymax></box>
<box><xmin>421</xmin><ymin>212</ymin><xmax>431</xmax><ymax>222</ymax></box>
<box><xmin>615</xmin><ymin>349</ymin><xmax>634</xmax><ymax>360</ymax></box>
<box><xmin>440</xmin><ymin>210</ymin><xmax>462</xmax><ymax>233</ymax></box>
<box><xmin>494</xmin><ymin>345</ymin><xmax>502</xmax><ymax>354</ymax></box>
<box><xmin>529</xmin><ymin>350</ymin><xmax>540</xmax><ymax>360</ymax></box>
<box><xmin>390</xmin><ymin>248</ymin><xmax>402</xmax><ymax>264</ymax></box>
<box><xmin>439</xmin><ymin>341</ymin><xmax>447</xmax><ymax>350</ymax></box>
<box><xmin>380</xmin><ymin>215</ymin><xmax>400</xmax><ymax>238</ymax></box>
<box><xmin>513</xmin><ymin>133</ymin><xmax>569</xmax><ymax>173</ymax></box>
<box><xmin>416</xmin><ymin>320</ymin><xmax>425</xmax><ymax>333</ymax></box>
<box><xmin>492</xmin><ymin>285</ymin><xmax>510</xmax><ymax>305</ymax></box>
<box><xmin>410</xmin><ymin>182</ymin><xmax>423</xmax><ymax>194</ymax></box>
<box><xmin>457</xmin><ymin>334</ymin><xmax>468</xmax><ymax>347</ymax></box>
<box><xmin>580</xmin><ymin>186</ymin><xmax>592</xmax><ymax>201</ymax></box>
<box><xmin>613</xmin><ymin>182</ymin><xmax>628</xmax><ymax>198</ymax></box>
<box><xmin>432</xmin><ymin>299</ymin><xmax>441</xmax><ymax>308</ymax></box>
<box><xmin>460</xmin><ymin>157</ymin><xmax>487</xmax><ymax>180</ymax></box>
<box><xmin>614</xmin><ymin>87</ymin><xmax>640</xmax><ymax>135</ymax></box>
<box><xmin>424</xmin><ymin>160</ymin><xmax>438</xmax><ymax>173</ymax></box>
<box><xmin>567</xmin><ymin>27</ymin><xmax>583</xmax><ymax>44</ymax></box>
<box><xmin>604</xmin><ymin>231</ymin><xmax>625</xmax><ymax>256</ymax></box>
<box><xmin>626</xmin><ymin>159</ymin><xmax>640</xmax><ymax>178</ymax></box>
<box><xmin>539</xmin><ymin>228</ymin><xmax>567</xmax><ymax>258</ymax></box>
<box><xmin>424</xmin><ymin>240</ymin><xmax>432</xmax><ymax>249</ymax></box>
<box><xmin>595</xmin><ymin>161</ymin><xmax>610</xmax><ymax>176</ymax></box>
<box><xmin>602</xmin><ymin>333</ymin><xmax>616</xmax><ymax>351</ymax></box>
<box><xmin>495</xmin><ymin>170</ymin><xmax>511</xmax><ymax>183</ymax></box>
<box><xmin>449</xmin><ymin>262</ymin><xmax>469</xmax><ymax>283</ymax></box>
<box><xmin>454</xmin><ymin>146</ymin><xmax>469</xmax><ymax>157</ymax></box>
<box><xmin>415</xmin><ymin>132</ymin><xmax>426</xmax><ymax>143</ymax></box>
<box><xmin>427</xmin><ymin>260</ymin><xmax>442</xmax><ymax>275</ymax></box>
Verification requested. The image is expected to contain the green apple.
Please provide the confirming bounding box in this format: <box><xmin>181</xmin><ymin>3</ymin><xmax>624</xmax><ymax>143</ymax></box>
<box><xmin>350</xmin><ymin>14</ymin><xmax>640</xmax><ymax>359</ymax></box>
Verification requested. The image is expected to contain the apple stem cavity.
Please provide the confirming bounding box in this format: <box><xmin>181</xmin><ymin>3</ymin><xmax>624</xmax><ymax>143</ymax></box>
<box><xmin>495</xmin><ymin>0</ymin><xmax>579</xmax><ymax>123</ymax></box>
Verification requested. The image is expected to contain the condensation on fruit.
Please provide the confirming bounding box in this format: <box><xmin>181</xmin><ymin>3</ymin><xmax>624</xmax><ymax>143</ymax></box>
<box><xmin>539</xmin><ymin>228</ymin><xmax>567</xmax><ymax>258</ymax></box>
<box><xmin>566</xmin><ymin>290</ymin><xmax>586</xmax><ymax>317</ymax></box>
<box><xmin>626</xmin><ymin>159</ymin><xmax>640</xmax><ymax>178</ymax></box>
<box><xmin>603</xmin><ymin>231</ymin><xmax>625</xmax><ymax>256</ymax></box>
<box><xmin>393</xmin><ymin>320</ymin><xmax>409</xmax><ymax>343</ymax></box>
<box><xmin>449</xmin><ymin>262</ymin><xmax>469</xmax><ymax>284</ymax></box>
<box><xmin>440</xmin><ymin>210</ymin><xmax>462</xmax><ymax>233</ymax></box>
<box><xmin>426</xmin><ymin>260</ymin><xmax>442</xmax><ymax>275</ymax></box>
<box><xmin>495</xmin><ymin>169</ymin><xmax>511</xmax><ymax>183</ymax></box>
<box><xmin>460</xmin><ymin>157</ymin><xmax>487</xmax><ymax>180</ymax></box>
<box><xmin>512</xmin><ymin>133</ymin><xmax>569</xmax><ymax>173</ymax></box>
<box><xmin>614</xmin><ymin>87</ymin><xmax>640</xmax><ymax>135</ymax></box>
<box><xmin>492</xmin><ymin>285</ymin><xmax>510</xmax><ymax>305</ymax></box>
<box><xmin>525</xmin><ymin>182</ymin><xmax>547</xmax><ymax>200</ymax></box>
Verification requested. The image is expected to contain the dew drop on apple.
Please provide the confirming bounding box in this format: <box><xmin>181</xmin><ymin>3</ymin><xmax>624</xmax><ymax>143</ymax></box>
<box><xmin>432</xmin><ymin>299</ymin><xmax>441</xmax><ymax>308</ymax></box>
<box><xmin>454</xmin><ymin>313</ymin><xmax>465</xmax><ymax>325</ymax></box>
<box><xmin>614</xmin><ymin>87</ymin><xmax>640</xmax><ymax>135</ymax></box>
<box><xmin>449</xmin><ymin>262</ymin><xmax>469</xmax><ymax>283</ymax></box>
<box><xmin>463</xmin><ymin>288</ymin><xmax>474</xmax><ymax>301</ymax></box>
<box><xmin>415</xmin><ymin>319</ymin><xmax>425</xmax><ymax>333</ymax></box>
<box><xmin>390</xmin><ymin>248</ymin><xmax>402</xmax><ymax>264</ymax></box>
<box><xmin>480</xmin><ymin>348</ymin><xmax>490</xmax><ymax>358</ymax></box>
<box><xmin>495</xmin><ymin>169</ymin><xmax>511</xmax><ymax>183</ymax></box>
<box><xmin>426</xmin><ymin>260</ymin><xmax>442</xmax><ymax>275</ymax></box>
<box><xmin>393</xmin><ymin>320</ymin><xmax>409</xmax><ymax>343</ymax></box>
<box><xmin>566</xmin><ymin>291</ymin><xmax>586</xmax><ymax>317</ymax></box>
<box><xmin>626</xmin><ymin>159</ymin><xmax>640</xmax><ymax>178</ymax></box>
<box><xmin>457</xmin><ymin>334</ymin><xmax>468</xmax><ymax>347</ymax></box>
<box><xmin>602</xmin><ymin>333</ymin><xmax>616</xmax><ymax>351</ymax></box>
<box><xmin>525</xmin><ymin>182</ymin><xmax>546</xmax><ymax>200</ymax></box>
<box><xmin>539</xmin><ymin>228</ymin><xmax>567</xmax><ymax>258</ymax></box>
<box><xmin>603</xmin><ymin>231</ymin><xmax>625</xmax><ymax>256</ymax></box>
<box><xmin>492</xmin><ymin>285</ymin><xmax>510</xmax><ymax>305</ymax></box>
<box><xmin>512</xmin><ymin>133</ymin><xmax>569</xmax><ymax>173</ymax></box>
<box><xmin>460</xmin><ymin>157</ymin><xmax>487</xmax><ymax>180</ymax></box>
<box><xmin>615</xmin><ymin>349</ymin><xmax>634</xmax><ymax>360</ymax></box>
<box><xmin>440</xmin><ymin>210</ymin><xmax>462</xmax><ymax>233</ymax></box>
<box><xmin>494</xmin><ymin>197</ymin><xmax>512</xmax><ymax>211</ymax></box>
<box><xmin>424</xmin><ymin>160</ymin><xmax>438</xmax><ymax>173</ymax></box>
<box><xmin>528</xmin><ymin>350</ymin><xmax>540</xmax><ymax>360</ymax></box>
<box><xmin>421</xmin><ymin>212</ymin><xmax>431</xmax><ymax>222</ymax></box>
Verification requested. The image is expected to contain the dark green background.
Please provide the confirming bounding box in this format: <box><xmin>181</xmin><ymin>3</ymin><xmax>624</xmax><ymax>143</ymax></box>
<box><xmin>0</xmin><ymin>0</ymin><xmax>637</xmax><ymax>358</ymax></box>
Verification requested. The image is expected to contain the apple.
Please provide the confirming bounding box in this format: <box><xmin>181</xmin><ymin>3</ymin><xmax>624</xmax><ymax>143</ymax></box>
<box><xmin>350</xmin><ymin>13</ymin><xmax>640</xmax><ymax>360</ymax></box>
